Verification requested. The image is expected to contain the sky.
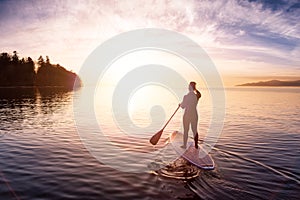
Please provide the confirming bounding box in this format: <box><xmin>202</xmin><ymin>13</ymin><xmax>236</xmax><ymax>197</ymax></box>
<box><xmin>0</xmin><ymin>0</ymin><xmax>299</xmax><ymax>86</ymax></box>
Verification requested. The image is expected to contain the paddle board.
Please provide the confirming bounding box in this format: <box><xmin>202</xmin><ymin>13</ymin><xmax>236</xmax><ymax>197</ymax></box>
<box><xmin>170</xmin><ymin>131</ymin><xmax>215</xmax><ymax>170</ymax></box>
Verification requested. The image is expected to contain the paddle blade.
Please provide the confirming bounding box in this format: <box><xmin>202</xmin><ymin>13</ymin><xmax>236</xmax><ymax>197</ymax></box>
<box><xmin>149</xmin><ymin>130</ymin><xmax>163</xmax><ymax>145</ymax></box>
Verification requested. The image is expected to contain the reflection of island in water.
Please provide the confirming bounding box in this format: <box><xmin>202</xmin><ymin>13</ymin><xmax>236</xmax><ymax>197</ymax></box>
<box><xmin>237</xmin><ymin>80</ymin><xmax>300</xmax><ymax>87</ymax></box>
<box><xmin>0</xmin><ymin>51</ymin><xmax>81</xmax><ymax>89</ymax></box>
<box><xmin>0</xmin><ymin>86</ymin><xmax>75</xmax><ymax>138</ymax></box>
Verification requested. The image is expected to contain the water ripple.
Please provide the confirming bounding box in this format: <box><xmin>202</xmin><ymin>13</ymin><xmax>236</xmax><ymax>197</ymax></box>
<box><xmin>0</xmin><ymin>87</ymin><xmax>299</xmax><ymax>199</ymax></box>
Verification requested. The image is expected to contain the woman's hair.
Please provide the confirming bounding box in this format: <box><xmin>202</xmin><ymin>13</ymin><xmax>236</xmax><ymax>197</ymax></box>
<box><xmin>190</xmin><ymin>81</ymin><xmax>196</xmax><ymax>90</ymax></box>
<box><xmin>189</xmin><ymin>81</ymin><xmax>201</xmax><ymax>99</ymax></box>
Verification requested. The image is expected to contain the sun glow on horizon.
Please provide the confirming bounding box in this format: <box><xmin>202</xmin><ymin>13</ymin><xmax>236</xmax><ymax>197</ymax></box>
<box><xmin>0</xmin><ymin>0</ymin><xmax>299</xmax><ymax>87</ymax></box>
<box><xmin>87</xmin><ymin>49</ymin><xmax>209</xmax><ymax>88</ymax></box>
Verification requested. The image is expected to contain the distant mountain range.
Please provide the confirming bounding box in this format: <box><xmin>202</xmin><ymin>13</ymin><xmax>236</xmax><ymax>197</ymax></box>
<box><xmin>237</xmin><ymin>80</ymin><xmax>300</xmax><ymax>87</ymax></box>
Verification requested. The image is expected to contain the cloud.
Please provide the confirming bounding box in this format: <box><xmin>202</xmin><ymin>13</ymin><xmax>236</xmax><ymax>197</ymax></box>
<box><xmin>186</xmin><ymin>0</ymin><xmax>300</xmax><ymax>69</ymax></box>
<box><xmin>0</xmin><ymin>0</ymin><xmax>299</xmax><ymax>79</ymax></box>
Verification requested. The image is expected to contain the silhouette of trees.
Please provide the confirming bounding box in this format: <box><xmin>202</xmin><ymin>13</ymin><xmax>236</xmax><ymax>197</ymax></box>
<box><xmin>0</xmin><ymin>51</ymin><xmax>81</xmax><ymax>89</ymax></box>
<box><xmin>0</xmin><ymin>51</ymin><xmax>35</xmax><ymax>86</ymax></box>
<box><xmin>36</xmin><ymin>55</ymin><xmax>80</xmax><ymax>89</ymax></box>
<box><xmin>12</xmin><ymin>51</ymin><xmax>19</xmax><ymax>64</ymax></box>
<box><xmin>37</xmin><ymin>55</ymin><xmax>45</xmax><ymax>67</ymax></box>
<box><xmin>46</xmin><ymin>56</ymin><xmax>50</xmax><ymax>65</ymax></box>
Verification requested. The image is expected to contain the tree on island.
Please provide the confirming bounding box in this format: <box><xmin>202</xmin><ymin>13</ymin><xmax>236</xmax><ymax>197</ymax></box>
<box><xmin>0</xmin><ymin>51</ymin><xmax>81</xmax><ymax>89</ymax></box>
<box><xmin>0</xmin><ymin>51</ymin><xmax>35</xmax><ymax>86</ymax></box>
<box><xmin>36</xmin><ymin>55</ymin><xmax>81</xmax><ymax>89</ymax></box>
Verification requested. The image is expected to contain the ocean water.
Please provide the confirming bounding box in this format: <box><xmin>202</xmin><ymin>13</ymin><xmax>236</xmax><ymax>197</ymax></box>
<box><xmin>0</xmin><ymin>87</ymin><xmax>299</xmax><ymax>200</ymax></box>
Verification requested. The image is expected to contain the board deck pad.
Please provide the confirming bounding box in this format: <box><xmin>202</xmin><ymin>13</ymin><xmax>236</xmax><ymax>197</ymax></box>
<box><xmin>170</xmin><ymin>131</ymin><xmax>215</xmax><ymax>170</ymax></box>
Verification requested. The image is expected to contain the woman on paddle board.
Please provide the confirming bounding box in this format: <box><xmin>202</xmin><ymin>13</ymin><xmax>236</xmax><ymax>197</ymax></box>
<box><xmin>180</xmin><ymin>81</ymin><xmax>201</xmax><ymax>149</ymax></box>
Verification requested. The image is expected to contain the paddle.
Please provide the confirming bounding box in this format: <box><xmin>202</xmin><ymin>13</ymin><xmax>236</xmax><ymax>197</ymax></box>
<box><xmin>149</xmin><ymin>105</ymin><xmax>180</xmax><ymax>145</ymax></box>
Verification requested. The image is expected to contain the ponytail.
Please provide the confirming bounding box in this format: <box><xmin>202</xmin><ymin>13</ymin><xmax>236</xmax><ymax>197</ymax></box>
<box><xmin>195</xmin><ymin>89</ymin><xmax>201</xmax><ymax>100</ymax></box>
<box><xmin>189</xmin><ymin>81</ymin><xmax>201</xmax><ymax>100</ymax></box>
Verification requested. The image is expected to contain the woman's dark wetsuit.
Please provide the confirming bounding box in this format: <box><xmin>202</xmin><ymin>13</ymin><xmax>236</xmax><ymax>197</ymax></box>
<box><xmin>180</xmin><ymin>88</ymin><xmax>201</xmax><ymax>148</ymax></box>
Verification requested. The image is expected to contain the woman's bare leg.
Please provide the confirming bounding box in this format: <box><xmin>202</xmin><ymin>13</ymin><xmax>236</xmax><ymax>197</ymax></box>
<box><xmin>191</xmin><ymin>117</ymin><xmax>198</xmax><ymax>148</ymax></box>
<box><xmin>182</xmin><ymin>117</ymin><xmax>189</xmax><ymax>148</ymax></box>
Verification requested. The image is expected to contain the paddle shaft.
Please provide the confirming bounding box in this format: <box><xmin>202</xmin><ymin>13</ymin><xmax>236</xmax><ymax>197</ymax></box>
<box><xmin>161</xmin><ymin>105</ymin><xmax>180</xmax><ymax>131</ymax></box>
<box><xmin>149</xmin><ymin>105</ymin><xmax>181</xmax><ymax>145</ymax></box>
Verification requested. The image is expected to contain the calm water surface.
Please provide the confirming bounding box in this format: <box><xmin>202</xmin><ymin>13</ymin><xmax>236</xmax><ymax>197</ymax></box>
<box><xmin>0</xmin><ymin>87</ymin><xmax>299</xmax><ymax>200</ymax></box>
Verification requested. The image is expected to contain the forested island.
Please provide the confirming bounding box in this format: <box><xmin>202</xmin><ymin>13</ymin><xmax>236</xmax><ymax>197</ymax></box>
<box><xmin>0</xmin><ymin>51</ymin><xmax>81</xmax><ymax>89</ymax></box>
<box><xmin>237</xmin><ymin>80</ymin><xmax>300</xmax><ymax>87</ymax></box>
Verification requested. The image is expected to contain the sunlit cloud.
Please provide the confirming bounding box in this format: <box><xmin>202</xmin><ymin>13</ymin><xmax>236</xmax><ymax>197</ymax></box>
<box><xmin>0</xmin><ymin>0</ymin><xmax>299</xmax><ymax>86</ymax></box>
